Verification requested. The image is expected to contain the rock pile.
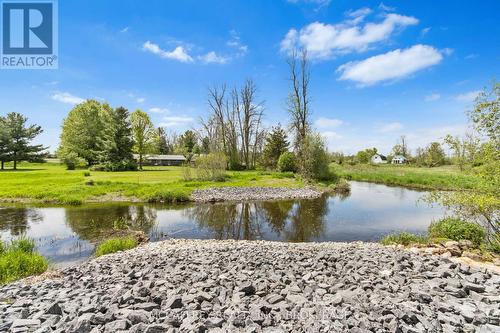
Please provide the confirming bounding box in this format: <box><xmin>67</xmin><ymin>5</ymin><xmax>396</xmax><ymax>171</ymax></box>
<box><xmin>1</xmin><ymin>239</ymin><xmax>499</xmax><ymax>332</ymax></box>
<box><xmin>191</xmin><ymin>187</ymin><xmax>323</xmax><ymax>202</ymax></box>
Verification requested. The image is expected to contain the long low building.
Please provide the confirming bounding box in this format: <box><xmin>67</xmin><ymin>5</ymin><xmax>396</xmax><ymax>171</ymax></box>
<box><xmin>133</xmin><ymin>154</ymin><xmax>187</xmax><ymax>166</ymax></box>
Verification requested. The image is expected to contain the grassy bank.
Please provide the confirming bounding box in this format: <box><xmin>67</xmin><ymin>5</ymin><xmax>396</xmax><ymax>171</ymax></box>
<box><xmin>334</xmin><ymin>164</ymin><xmax>480</xmax><ymax>191</ymax></box>
<box><xmin>0</xmin><ymin>162</ymin><xmax>305</xmax><ymax>205</ymax></box>
<box><xmin>0</xmin><ymin>238</ymin><xmax>48</xmax><ymax>285</ymax></box>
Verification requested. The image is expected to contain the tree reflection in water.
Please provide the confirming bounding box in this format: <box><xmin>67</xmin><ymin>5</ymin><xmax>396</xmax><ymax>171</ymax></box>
<box><xmin>187</xmin><ymin>194</ymin><xmax>330</xmax><ymax>242</ymax></box>
<box><xmin>64</xmin><ymin>204</ymin><xmax>156</xmax><ymax>240</ymax></box>
<box><xmin>0</xmin><ymin>207</ymin><xmax>42</xmax><ymax>236</ymax></box>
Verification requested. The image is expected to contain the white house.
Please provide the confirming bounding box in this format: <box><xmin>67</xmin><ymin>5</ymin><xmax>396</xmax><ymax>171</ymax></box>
<box><xmin>392</xmin><ymin>155</ymin><xmax>408</xmax><ymax>164</ymax></box>
<box><xmin>370</xmin><ymin>154</ymin><xmax>388</xmax><ymax>164</ymax></box>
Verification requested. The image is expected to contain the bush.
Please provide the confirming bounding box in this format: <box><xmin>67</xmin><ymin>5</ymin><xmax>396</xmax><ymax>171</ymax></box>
<box><xmin>299</xmin><ymin>133</ymin><xmax>333</xmax><ymax>181</ymax></box>
<box><xmin>90</xmin><ymin>160</ymin><xmax>137</xmax><ymax>172</ymax></box>
<box><xmin>95</xmin><ymin>237</ymin><xmax>138</xmax><ymax>257</ymax></box>
<box><xmin>380</xmin><ymin>232</ymin><xmax>428</xmax><ymax>246</ymax></box>
<box><xmin>195</xmin><ymin>152</ymin><xmax>227</xmax><ymax>181</ymax></box>
<box><xmin>83</xmin><ymin>171</ymin><xmax>91</xmax><ymax>177</ymax></box>
<box><xmin>428</xmin><ymin>218</ymin><xmax>485</xmax><ymax>247</ymax></box>
<box><xmin>61</xmin><ymin>151</ymin><xmax>86</xmax><ymax>170</ymax></box>
<box><xmin>0</xmin><ymin>238</ymin><xmax>48</xmax><ymax>285</ymax></box>
<box><xmin>278</xmin><ymin>152</ymin><xmax>297</xmax><ymax>173</ymax></box>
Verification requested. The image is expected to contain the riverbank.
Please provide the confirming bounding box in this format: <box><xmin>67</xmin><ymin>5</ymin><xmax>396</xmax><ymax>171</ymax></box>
<box><xmin>0</xmin><ymin>163</ymin><xmax>312</xmax><ymax>205</ymax></box>
<box><xmin>334</xmin><ymin>164</ymin><xmax>480</xmax><ymax>191</ymax></box>
<box><xmin>1</xmin><ymin>239</ymin><xmax>499</xmax><ymax>332</ymax></box>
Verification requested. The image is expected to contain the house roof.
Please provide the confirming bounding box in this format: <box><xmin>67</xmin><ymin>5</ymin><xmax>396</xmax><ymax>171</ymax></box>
<box><xmin>393</xmin><ymin>155</ymin><xmax>407</xmax><ymax>159</ymax></box>
<box><xmin>372</xmin><ymin>154</ymin><xmax>387</xmax><ymax>160</ymax></box>
<box><xmin>133</xmin><ymin>154</ymin><xmax>186</xmax><ymax>161</ymax></box>
<box><xmin>147</xmin><ymin>154</ymin><xmax>186</xmax><ymax>161</ymax></box>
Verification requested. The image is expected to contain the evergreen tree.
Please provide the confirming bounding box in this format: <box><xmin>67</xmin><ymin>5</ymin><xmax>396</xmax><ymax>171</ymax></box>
<box><xmin>2</xmin><ymin>112</ymin><xmax>46</xmax><ymax>170</ymax></box>
<box><xmin>154</xmin><ymin>127</ymin><xmax>170</xmax><ymax>154</ymax></box>
<box><xmin>261</xmin><ymin>125</ymin><xmax>289</xmax><ymax>169</ymax></box>
<box><xmin>108</xmin><ymin>106</ymin><xmax>134</xmax><ymax>163</ymax></box>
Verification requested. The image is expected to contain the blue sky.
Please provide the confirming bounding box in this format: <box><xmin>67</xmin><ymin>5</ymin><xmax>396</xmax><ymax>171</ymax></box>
<box><xmin>1</xmin><ymin>0</ymin><xmax>499</xmax><ymax>154</ymax></box>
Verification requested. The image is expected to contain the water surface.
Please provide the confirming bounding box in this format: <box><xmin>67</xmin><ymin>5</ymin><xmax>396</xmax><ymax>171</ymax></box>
<box><xmin>0</xmin><ymin>181</ymin><xmax>445</xmax><ymax>266</ymax></box>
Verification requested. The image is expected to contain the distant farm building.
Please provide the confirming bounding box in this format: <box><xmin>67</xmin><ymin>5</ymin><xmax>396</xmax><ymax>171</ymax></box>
<box><xmin>133</xmin><ymin>154</ymin><xmax>186</xmax><ymax>166</ymax></box>
<box><xmin>371</xmin><ymin>154</ymin><xmax>388</xmax><ymax>164</ymax></box>
<box><xmin>392</xmin><ymin>155</ymin><xmax>408</xmax><ymax>164</ymax></box>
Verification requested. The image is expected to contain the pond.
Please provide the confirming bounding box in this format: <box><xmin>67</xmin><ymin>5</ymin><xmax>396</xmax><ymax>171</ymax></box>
<box><xmin>0</xmin><ymin>181</ymin><xmax>446</xmax><ymax>267</ymax></box>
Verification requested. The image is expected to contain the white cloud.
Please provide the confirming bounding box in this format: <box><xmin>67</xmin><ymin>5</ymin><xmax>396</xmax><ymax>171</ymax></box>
<box><xmin>425</xmin><ymin>93</ymin><xmax>441</xmax><ymax>102</ymax></box>
<box><xmin>198</xmin><ymin>51</ymin><xmax>230</xmax><ymax>64</ymax></box>
<box><xmin>142</xmin><ymin>41</ymin><xmax>194</xmax><ymax>63</ymax></box>
<box><xmin>375</xmin><ymin>122</ymin><xmax>403</xmax><ymax>133</ymax></box>
<box><xmin>280</xmin><ymin>12</ymin><xmax>418</xmax><ymax>59</ymax></box>
<box><xmin>136</xmin><ymin>97</ymin><xmax>145</xmax><ymax>103</ymax></box>
<box><xmin>322</xmin><ymin>131</ymin><xmax>342</xmax><ymax>139</ymax></box>
<box><xmin>337</xmin><ymin>44</ymin><xmax>443</xmax><ymax>86</ymax></box>
<box><xmin>345</xmin><ymin>7</ymin><xmax>372</xmax><ymax>24</ymax></box>
<box><xmin>315</xmin><ymin>117</ymin><xmax>343</xmax><ymax>128</ymax></box>
<box><xmin>51</xmin><ymin>92</ymin><xmax>85</xmax><ymax>105</ymax></box>
<box><xmin>120</xmin><ymin>27</ymin><xmax>129</xmax><ymax>33</ymax></box>
<box><xmin>455</xmin><ymin>90</ymin><xmax>481</xmax><ymax>102</ymax></box>
<box><xmin>465</xmin><ymin>53</ymin><xmax>478</xmax><ymax>60</ymax></box>
<box><xmin>378</xmin><ymin>3</ymin><xmax>395</xmax><ymax>12</ymax></box>
<box><xmin>149</xmin><ymin>107</ymin><xmax>169</xmax><ymax>114</ymax></box>
<box><xmin>227</xmin><ymin>30</ymin><xmax>248</xmax><ymax>56</ymax></box>
<box><xmin>420</xmin><ymin>27</ymin><xmax>431</xmax><ymax>37</ymax></box>
<box><xmin>159</xmin><ymin>116</ymin><xmax>194</xmax><ymax>128</ymax></box>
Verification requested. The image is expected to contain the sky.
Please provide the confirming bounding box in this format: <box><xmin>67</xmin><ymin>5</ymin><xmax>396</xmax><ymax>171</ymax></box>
<box><xmin>0</xmin><ymin>0</ymin><xmax>499</xmax><ymax>154</ymax></box>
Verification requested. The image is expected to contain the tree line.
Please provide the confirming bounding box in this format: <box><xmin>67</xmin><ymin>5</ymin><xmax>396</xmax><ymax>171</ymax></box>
<box><xmin>54</xmin><ymin>48</ymin><xmax>332</xmax><ymax>180</ymax></box>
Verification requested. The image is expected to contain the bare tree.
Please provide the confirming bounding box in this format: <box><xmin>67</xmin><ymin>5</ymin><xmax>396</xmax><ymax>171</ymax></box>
<box><xmin>204</xmin><ymin>80</ymin><xmax>265</xmax><ymax>169</ymax></box>
<box><xmin>287</xmin><ymin>48</ymin><xmax>311</xmax><ymax>168</ymax></box>
<box><xmin>239</xmin><ymin>79</ymin><xmax>264</xmax><ymax>169</ymax></box>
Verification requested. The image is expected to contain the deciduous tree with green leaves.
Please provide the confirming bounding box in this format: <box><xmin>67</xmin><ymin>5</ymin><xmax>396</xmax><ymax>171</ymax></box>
<box><xmin>131</xmin><ymin>110</ymin><xmax>154</xmax><ymax>170</ymax></box>
<box><xmin>58</xmin><ymin>100</ymin><xmax>114</xmax><ymax>166</ymax></box>
<box><xmin>426</xmin><ymin>81</ymin><xmax>499</xmax><ymax>247</ymax></box>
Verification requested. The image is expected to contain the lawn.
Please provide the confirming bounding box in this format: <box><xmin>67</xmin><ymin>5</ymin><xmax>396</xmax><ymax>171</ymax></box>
<box><xmin>334</xmin><ymin>164</ymin><xmax>480</xmax><ymax>191</ymax></box>
<box><xmin>0</xmin><ymin>162</ymin><xmax>304</xmax><ymax>205</ymax></box>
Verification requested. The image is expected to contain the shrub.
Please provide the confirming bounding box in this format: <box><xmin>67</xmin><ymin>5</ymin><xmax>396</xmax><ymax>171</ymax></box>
<box><xmin>428</xmin><ymin>218</ymin><xmax>485</xmax><ymax>247</ymax></box>
<box><xmin>278</xmin><ymin>152</ymin><xmax>297</xmax><ymax>173</ymax></box>
<box><xmin>380</xmin><ymin>232</ymin><xmax>428</xmax><ymax>246</ymax></box>
<box><xmin>61</xmin><ymin>151</ymin><xmax>86</xmax><ymax>170</ymax></box>
<box><xmin>0</xmin><ymin>237</ymin><xmax>48</xmax><ymax>285</ymax></box>
<box><xmin>299</xmin><ymin>133</ymin><xmax>333</xmax><ymax>181</ymax></box>
<box><xmin>95</xmin><ymin>237</ymin><xmax>138</xmax><ymax>257</ymax></box>
<box><xmin>90</xmin><ymin>161</ymin><xmax>137</xmax><ymax>172</ymax></box>
<box><xmin>195</xmin><ymin>152</ymin><xmax>227</xmax><ymax>181</ymax></box>
<box><xmin>83</xmin><ymin>171</ymin><xmax>91</xmax><ymax>177</ymax></box>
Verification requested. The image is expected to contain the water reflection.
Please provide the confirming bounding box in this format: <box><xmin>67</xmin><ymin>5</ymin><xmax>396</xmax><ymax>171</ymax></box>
<box><xmin>64</xmin><ymin>205</ymin><xmax>157</xmax><ymax>240</ymax></box>
<box><xmin>0</xmin><ymin>182</ymin><xmax>446</xmax><ymax>266</ymax></box>
<box><xmin>0</xmin><ymin>207</ymin><xmax>42</xmax><ymax>235</ymax></box>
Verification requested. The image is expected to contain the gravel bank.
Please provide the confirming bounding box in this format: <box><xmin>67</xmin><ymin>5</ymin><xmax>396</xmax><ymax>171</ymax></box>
<box><xmin>1</xmin><ymin>239</ymin><xmax>499</xmax><ymax>332</ymax></box>
<box><xmin>191</xmin><ymin>187</ymin><xmax>323</xmax><ymax>202</ymax></box>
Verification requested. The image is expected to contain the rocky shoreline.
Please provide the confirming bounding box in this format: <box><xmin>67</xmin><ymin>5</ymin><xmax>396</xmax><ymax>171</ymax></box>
<box><xmin>190</xmin><ymin>187</ymin><xmax>323</xmax><ymax>202</ymax></box>
<box><xmin>1</xmin><ymin>239</ymin><xmax>499</xmax><ymax>332</ymax></box>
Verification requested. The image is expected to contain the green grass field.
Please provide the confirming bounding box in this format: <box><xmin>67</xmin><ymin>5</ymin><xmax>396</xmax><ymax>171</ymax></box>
<box><xmin>0</xmin><ymin>162</ymin><xmax>304</xmax><ymax>205</ymax></box>
<box><xmin>334</xmin><ymin>164</ymin><xmax>481</xmax><ymax>191</ymax></box>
